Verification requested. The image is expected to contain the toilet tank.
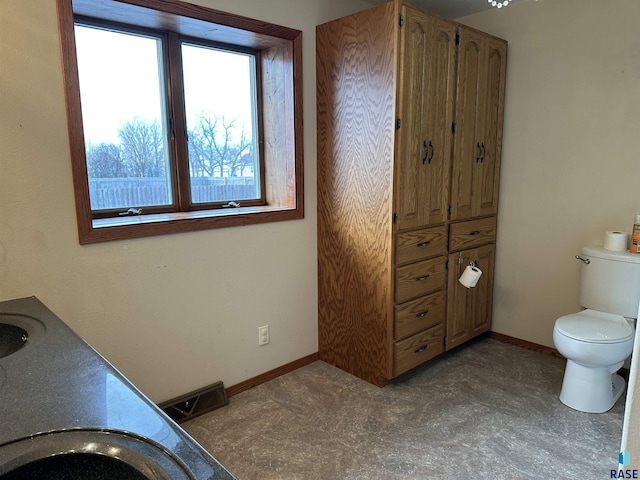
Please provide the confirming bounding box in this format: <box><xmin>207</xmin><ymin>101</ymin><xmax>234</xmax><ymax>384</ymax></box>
<box><xmin>580</xmin><ymin>246</ymin><xmax>640</xmax><ymax>318</ymax></box>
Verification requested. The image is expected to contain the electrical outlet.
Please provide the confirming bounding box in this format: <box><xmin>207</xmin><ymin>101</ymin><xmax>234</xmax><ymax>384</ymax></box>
<box><xmin>258</xmin><ymin>325</ymin><xmax>269</xmax><ymax>346</ymax></box>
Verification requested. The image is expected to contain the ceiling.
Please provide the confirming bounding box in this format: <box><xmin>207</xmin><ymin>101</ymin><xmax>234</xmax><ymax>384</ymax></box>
<box><xmin>360</xmin><ymin>0</ymin><xmax>525</xmax><ymax>19</ymax></box>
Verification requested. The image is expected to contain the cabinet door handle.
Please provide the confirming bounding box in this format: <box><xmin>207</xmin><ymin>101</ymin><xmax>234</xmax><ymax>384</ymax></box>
<box><xmin>415</xmin><ymin>275</ymin><xmax>430</xmax><ymax>282</ymax></box>
<box><xmin>415</xmin><ymin>310</ymin><xmax>429</xmax><ymax>318</ymax></box>
<box><xmin>476</xmin><ymin>142</ymin><xmax>482</xmax><ymax>163</ymax></box>
<box><xmin>414</xmin><ymin>344</ymin><xmax>428</xmax><ymax>354</ymax></box>
<box><xmin>427</xmin><ymin>141</ymin><xmax>434</xmax><ymax>164</ymax></box>
<box><xmin>422</xmin><ymin>140</ymin><xmax>429</xmax><ymax>164</ymax></box>
<box><xmin>469</xmin><ymin>230</ymin><xmax>481</xmax><ymax>236</ymax></box>
<box><xmin>417</xmin><ymin>241</ymin><xmax>431</xmax><ymax>248</ymax></box>
<box><xmin>480</xmin><ymin>142</ymin><xmax>486</xmax><ymax>163</ymax></box>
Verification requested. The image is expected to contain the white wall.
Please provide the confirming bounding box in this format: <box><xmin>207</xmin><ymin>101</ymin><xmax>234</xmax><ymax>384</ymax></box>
<box><xmin>459</xmin><ymin>0</ymin><xmax>640</xmax><ymax>347</ymax></box>
<box><xmin>0</xmin><ymin>0</ymin><xmax>370</xmax><ymax>403</ymax></box>
<box><xmin>460</xmin><ymin>0</ymin><xmax>640</xmax><ymax>468</ymax></box>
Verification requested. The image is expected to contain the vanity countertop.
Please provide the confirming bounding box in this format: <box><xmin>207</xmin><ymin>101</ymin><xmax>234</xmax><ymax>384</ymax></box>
<box><xmin>0</xmin><ymin>296</ymin><xmax>236</xmax><ymax>480</ymax></box>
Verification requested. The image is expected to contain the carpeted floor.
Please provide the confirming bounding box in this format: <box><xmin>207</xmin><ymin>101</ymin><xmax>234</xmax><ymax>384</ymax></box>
<box><xmin>183</xmin><ymin>337</ymin><xmax>625</xmax><ymax>479</ymax></box>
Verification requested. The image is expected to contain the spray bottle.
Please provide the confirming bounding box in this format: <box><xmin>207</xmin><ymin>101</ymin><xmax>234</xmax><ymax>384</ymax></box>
<box><xmin>630</xmin><ymin>213</ymin><xmax>640</xmax><ymax>253</ymax></box>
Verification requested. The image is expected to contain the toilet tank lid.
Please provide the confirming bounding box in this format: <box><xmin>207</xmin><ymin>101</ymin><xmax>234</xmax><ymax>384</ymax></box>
<box><xmin>555</xmin><ymin>309</ymin><xmax>634</xmax><ymax>343</ymax></box>
<box><xmin>582</xmin><ymin>246</ymin><xmax>640</xmax><ymax>264</ymax></box>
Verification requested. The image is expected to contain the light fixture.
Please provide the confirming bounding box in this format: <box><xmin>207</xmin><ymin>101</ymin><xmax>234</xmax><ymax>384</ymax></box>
<box><xmin>488</xmin><ymin>0</ymin><xmax>509</xmax><ymax>7</ymax></box>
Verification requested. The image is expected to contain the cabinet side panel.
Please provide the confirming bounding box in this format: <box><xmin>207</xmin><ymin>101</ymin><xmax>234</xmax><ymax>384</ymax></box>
<box><xmin>317</xmin><ymin>3</ymin><xmax>397</xmax><ymax>384</ymax></box>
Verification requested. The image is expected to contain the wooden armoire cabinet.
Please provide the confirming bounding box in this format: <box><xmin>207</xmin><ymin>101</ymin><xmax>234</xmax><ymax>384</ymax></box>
<box><xmin>317</xmin><ymin>0</ymin><xmax>507</xmax><ymax>386</ymax></box>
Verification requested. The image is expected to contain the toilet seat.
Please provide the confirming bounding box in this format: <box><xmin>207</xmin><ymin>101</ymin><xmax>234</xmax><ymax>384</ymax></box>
<box><xmin>555</xmin><ymin>309</ymin><xmax>633</xmax><ymax>343</ymax></box>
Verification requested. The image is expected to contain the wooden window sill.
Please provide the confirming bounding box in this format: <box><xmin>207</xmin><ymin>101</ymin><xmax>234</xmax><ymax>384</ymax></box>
<box><xmin>81</xmin><ymin>205</ymin><xmax>304</xmax><ymax>244</ymax></box>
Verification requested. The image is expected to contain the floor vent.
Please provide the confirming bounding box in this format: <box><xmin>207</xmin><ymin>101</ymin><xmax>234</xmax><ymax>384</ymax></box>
<box><xmin>158</xmin><ymin>381</ymin><xmax>228</xmax><ymax>424</ymax></box>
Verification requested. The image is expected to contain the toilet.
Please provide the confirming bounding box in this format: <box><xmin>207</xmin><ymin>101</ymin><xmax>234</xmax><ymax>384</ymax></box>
<box><xmin>553</xmin><ymin>246</ymin><xmax>640</xmax><ymax>413</ymax></box>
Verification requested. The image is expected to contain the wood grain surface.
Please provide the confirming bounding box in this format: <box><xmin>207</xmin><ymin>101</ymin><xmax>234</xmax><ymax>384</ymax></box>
<box><xmin>394</xmin><ymin>323</ymin><xmax>444</xmax><ymax>376</ymax></box>
<box><xmin>395</xmin><ymin>225</ymin><xmax>447</xmax><ymax>265</ymax></box>
<box><xmin>394</xmin><ymin>290</ymin><xmax>446</xmax><ymax>340</ymax></box>
<box><xmin>395</xmin><ymin>256</ymin><xmax>447</xmax><ymax>304</ymax></box>
<box><xmin>448</xmin><ymin>216</ymin><xmax>497</xmax><ymax>252</ymax></box>
<box><xmin>317</xmin><ymin>2</ymin><xmax>398</xmax><ymax>385</ymax></box>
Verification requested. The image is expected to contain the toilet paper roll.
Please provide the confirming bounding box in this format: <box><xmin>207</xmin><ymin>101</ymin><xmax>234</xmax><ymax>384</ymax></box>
<box><xmin>459</xmin><ymin>265</ymin><xmax>482</xmax><ymax>289</ymax></box>
<box><xmin>604</xmin><ymin>231</ymin><xmax>629</xmax><ymax>251</ymax></box>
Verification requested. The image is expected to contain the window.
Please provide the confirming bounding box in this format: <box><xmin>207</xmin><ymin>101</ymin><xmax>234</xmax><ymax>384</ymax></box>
<box><xmin>56</xmin><ymin>0</ymin><xmax>303</xmax><ymax>244</ymax></box>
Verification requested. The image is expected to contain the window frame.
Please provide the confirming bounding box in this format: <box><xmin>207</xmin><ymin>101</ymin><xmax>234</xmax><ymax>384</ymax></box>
<box><xmin>178</xmin><ymin>36</ymin><xmax>267</xmax><ymax>211</ymax></box>
<box><xmin>56</xmin><ymin>0</ymin><xmax>304</xmax><ymax>244</ymax></box>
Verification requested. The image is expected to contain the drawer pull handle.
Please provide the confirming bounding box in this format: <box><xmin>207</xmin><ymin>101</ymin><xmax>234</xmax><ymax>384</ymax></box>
<box><xmin>417</xmin><ymin>241</ymin><xmax>431</xmax><ymax>248</ymax></box>
<box><xmin>415</xmin><ymin>310</ymin><xmax>429</xmax><ymax>318</ymax></box>
<box><xmin>414</xmin><ymin>345</ymin><xmax>428</xmax><ymax>354</ymax></box>
<box><xmin>469</xmin><ymin>230</ymin><xmax>481</xmax><ymax>236</ymax></box>
<box><xmin>415</xmin><ymin>275</ymin><xmax>430</xmax><ymax>282</ymax></box>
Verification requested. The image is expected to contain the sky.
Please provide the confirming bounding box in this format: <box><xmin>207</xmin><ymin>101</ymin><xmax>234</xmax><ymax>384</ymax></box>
<box><xmin>74</xmin><ymin>24</ymin><xmax>255</xmax><ymax>146</ymax></box>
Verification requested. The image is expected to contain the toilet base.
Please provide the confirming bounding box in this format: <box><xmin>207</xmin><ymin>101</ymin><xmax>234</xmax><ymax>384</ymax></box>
<box><xmin>559</xmin><ymin>360</ymin><xmax>626</xmax><ymax>413</ymax></box>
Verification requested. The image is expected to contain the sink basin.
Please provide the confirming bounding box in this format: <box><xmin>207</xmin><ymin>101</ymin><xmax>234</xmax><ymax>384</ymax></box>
<box><xmin>0</xmin><ymin>429</ymin><xmax>195</xmax><ymax>480</ymax></box>
<box><xmin>0</xmin><ymin>314</ymin><xmax>45</xmax><ymax>359</ymax></box>
<box><xmin>0</xmin><ymin>324</ymin><xmax>28</xmax><ymax>359</ymax></box>
<box><xmin>1</xmin><ymin>453</ymin><xmax>149</xmax><ymax>479</ymax></box>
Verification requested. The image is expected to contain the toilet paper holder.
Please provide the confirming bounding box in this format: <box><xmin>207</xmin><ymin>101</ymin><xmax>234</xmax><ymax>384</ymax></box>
<box><xmin>457</xmin><ymin>253</ymin><xmax>478</xmax><ymax>276</ymax></box>
<box><xmin>458</xmin><ymin>256</ymin><xmax>482</xmax><ymax>289</ymax></box>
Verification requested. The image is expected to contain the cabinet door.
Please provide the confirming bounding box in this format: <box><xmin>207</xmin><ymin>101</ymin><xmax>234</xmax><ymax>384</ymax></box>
<box><xmin>474</xmin><ymin>36</ymin><xmax>506</xmax><ymax>218</ymax></box>
<box><xmin>422</xmin><ymin>16</ymin><xmax>456</xmax><ymax>225</ymax></box>
<box><xmin>450</xmin><ymin>28</ymin><xmax>484</xmax><ymax>221</ymax></box>
<box><xmin>451</xmin><ymin>28</ymin><xmax>506</xmax><ymax>220</ymax></box>
<box><xmin>469</xmin><ymin>244</ymin><xmax>495</xmax><ymax>336</ymax></box>
<box><xmin>395</xmin><ymin>7</ymin><xmax>455</xmax><ymax>229</ymax></box>
<box><xmin>446</xmin><ymin>244</ymin><xmax>495</xmax><ymax>350</ymax></box>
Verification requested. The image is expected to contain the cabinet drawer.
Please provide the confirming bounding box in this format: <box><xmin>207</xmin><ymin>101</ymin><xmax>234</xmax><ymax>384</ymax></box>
<box><xmin>394</xmin><ymin>323</ymin><xmax>445</xmax><ymax>376</ymax></box>
<box><xmin>395</xmin><ymin>256</ymin><xmax>447</xmax><ymax>304</ymax></box>
<box><xmin>395</xmin><ymin>226</ymin><xmax>447</xmax><ymax>265</ymax></box>
<box><xmin>449</xmin><ymin>217</ymin><xmax>497</xmax><ymax>252</ymax></box>
<box><xmin>395</xmin><ymin>291</ymin><xmax>446</xmax><ymax>340</ymax></box>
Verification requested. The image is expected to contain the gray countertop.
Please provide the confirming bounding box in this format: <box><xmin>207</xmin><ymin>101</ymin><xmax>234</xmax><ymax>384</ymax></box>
<box><xmin>0</xmin><ymin>296</ymin><xmax>236</xmax><ymax>479</ymax></box>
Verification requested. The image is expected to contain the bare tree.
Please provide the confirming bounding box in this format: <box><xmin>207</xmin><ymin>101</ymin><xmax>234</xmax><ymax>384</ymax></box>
<box><xmin>225</xmin><ymin>122</ymin><xmax>254</xmax><ymax>177</ymax></box>
<box><xmin>118</xmin><ymin>117</ymin><xmax>166</xmax><ymax>177</ymax></box>
<box><xmin>188</xmin><ymin>114</ymin><xmax>221</xmax><ymax>177</ymax></box>
<box><xmin>86</xmin><ymin>141</ymin><xmax>125</xmax><ymax>178</ymax></box>
<box><xmin>188</xmin><ymin>114</ymin><xmax>253</xmax><ymax>177</ymax></box>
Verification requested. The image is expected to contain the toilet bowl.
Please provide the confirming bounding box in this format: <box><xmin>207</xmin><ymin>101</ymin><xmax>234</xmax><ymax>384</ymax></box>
<box><xmin>553</xmin><ymin>309</ymin><xmax>634</xmax><ymax>413</ymax></box>
<box><xmin>553</xmin><ymin>246</ymin><xmax>640</xmax><ymax>413</ymax></box>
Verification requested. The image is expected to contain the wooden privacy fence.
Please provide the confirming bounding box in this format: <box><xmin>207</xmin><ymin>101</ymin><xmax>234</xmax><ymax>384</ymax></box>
<box><xmin>88</xmin><ymin>177</ymin><xmax>257</xmax><ymax>210</ymax></box>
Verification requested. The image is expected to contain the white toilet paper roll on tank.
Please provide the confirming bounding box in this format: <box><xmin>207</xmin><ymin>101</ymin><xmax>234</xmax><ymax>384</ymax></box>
<box><xmin>459</xmin><ymin>265</ymin><xmax>482</xmax><ymax>288</ymax></box>
<box><xmin>604</xmin><ymin>231</ymin><xmax>629</xmax><ymax>251</ymax></box>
